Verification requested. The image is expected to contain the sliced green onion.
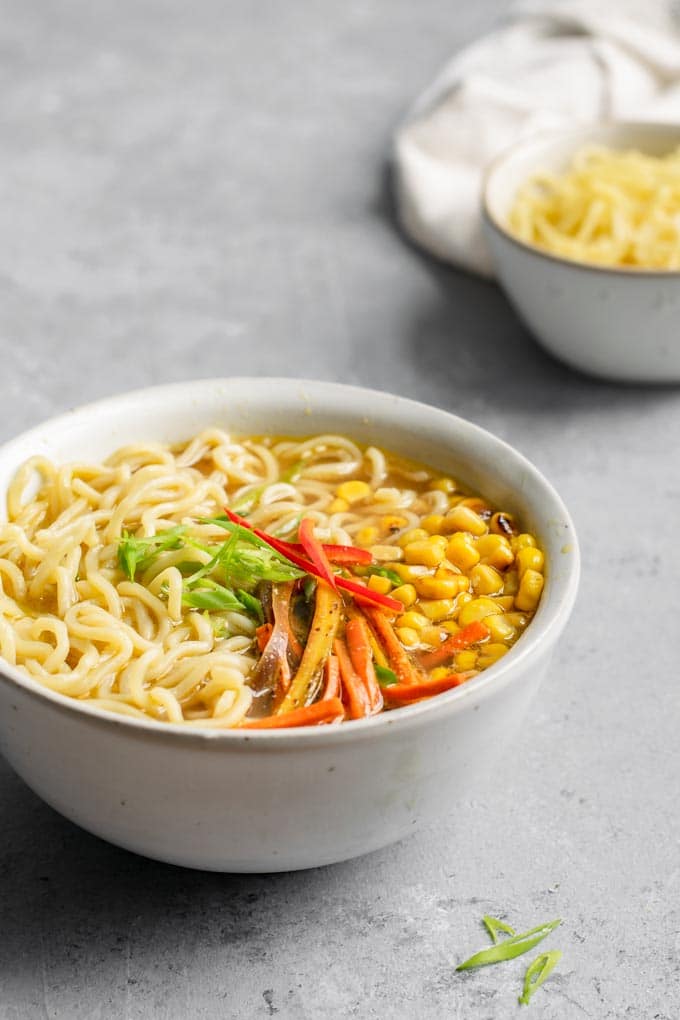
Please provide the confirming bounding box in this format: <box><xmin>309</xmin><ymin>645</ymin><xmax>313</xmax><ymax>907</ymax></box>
<box><xmin>375</xmin><ymin>663</ymin><xmax>398</xmax><ymax>687</ymax></box>
<box><xmin>519</xmin><ymin>950</ymin><xmax>562</xmax><ymax>1006</ymax></box>
<box><xmin>456</xmin><ymin>919</ymin><xmax>561</xmax><ymax>971</ymax></box>
<box><xmin>482</xmin><ymin>916</ymin><xmax>516</xmax><ymax>944</ymax></box>
<box><xmin>237</xmin><ymin>589</ymin><xmax>264</xmax><ymax>624</ymax></box>
<box><xmin>353</xmin><ymin>565</ymin><xmax>403</xmax><ymax>586</ymax></box>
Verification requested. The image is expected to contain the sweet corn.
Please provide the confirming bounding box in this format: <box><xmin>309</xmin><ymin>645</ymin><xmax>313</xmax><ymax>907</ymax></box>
<box><xmin>503</xmin><ymin>571</ymin><xmax>519</xmax><ymax>596</ymax></box>
<box><xmin>441</xmin><ymin>620</ymin><xmax>461</xmax><ymax>635</ymax></box>
<box><xmin>328</xmin><ymin>497</ymin><xmax>348</xmax><ymax>513</ymax></box>
<box><xmin>415</xmin><ymin>574</ymin><xmax>468</xmax><ymax>599</ymax></box>
<box><xmin>391</xmin><ymin>583</ymin><xmax>417</xmax><ymax>607</ymax></box>
<box><xmin>446</xmin><ymin>532</ymin><xmax>481</xmax><ymax>571</ymax></box>
<box><xmin>390</xmin><ymin>562</ymin><xmax>428</xmax><ymax>582</ymax></box>
<box><xmin>475</xmin><ymin>534</ymin><xmax>514</xmax><ymax>570</ymax></box>
<box><xmin>470</xmin><ymin>564</ymin><xmax>504</xmax><ymax>596</ymax></box>
<box><xmin>381</xmin><ymin>514</ymin><xmax>408</xmax><ymax>533</ymax></box>
<box><xmin>459</xmin><ymin>496</ymin><xmax>492</xmax><ymax>518</ymax></box>
<box><xmin>493</xmin><ymin>595</ymin><xmax>515</xmax><ymax>612</ymax></box>
<box><xmin>403</xmin><ymin>537</ymin><xmax>447</xmax><ymax>568</ymax></box>
<box><xmin>356</xmin><ymin>525</ymin><xmax>379</xmax><ymax>547</ymax></box>
<box><xmin>455</xmin><ymin>650</ymin><xmax>478</xmax><ymax>671</ymax></box>
<box><xmin>484</xmin><ymin>615</ymin><xmax>517</xmax><ymax>643</ymax></box>
<box><xmin>513</xmin><ymin>532</ymin><xmax>537</xmax><ymax>551</ymax></box>
<box><xmin>367</xmin><ymin>574</ymin><xmax>392</xmax><ymax>595</ymax></box>
<box><xmin>444</xmin><ymin>505</ymin><xmax>487</xmax><ymax>537</ymax></box>
<box><xmin>516</xmin><ymin>546</ymin><xmax>545</xmax><ymax>577</ymax></box>
<box><xmin>421</xmin><ymin>625</ymin><xmax>445</xmax><ymax>646</ymax></box>
<box><xmin>397</xmin><ymin>528</ymin><xmax>429</xmax><ymax>548</ymax></box>
<box><xmin>421</xmin><ymin>514</ymin><xmax>446</xmax><ymax>535</ymax></box>
<box><xmin>490</xmin><ymin>511</ymin><xmax>518</xmax><ymax>537</ymax></box>
<box><xmin>457</xmin><ymin>597</ymin><xmax>503</xmax><ymax>627</ymax></box>
<box><xmin>515</xmin><ymin>568</ymin><xmax>544</xmax><ymax>611</ymax></box>
<box><xmin>397</xmin><ymin>610</ymin><xmax>428</xmax><ymax>630</ymax></box>
<box><xmin>477</xmin><ymin>643</ymin><xmax>509</xmax><ymax>667</ymax></box>
<box><xmin>419</xmin><ymin>598</ymin><xmax>456</xmax><ymax>622</ymax></box>
<box><xmin>336</xmin><ymin>480</ymin><xmax>371</xmax><ymax>504</ymax></box>
<box><xmin>371</xmin><ymin>544</ymin><xmax>404</xmax><ymax>562</ymax></box>
<box><xmin>501</xmin><ymin>612</ymin><xmax>530</xmax><ymax>630</ymax></box>
<box><xmin>396</xmin><ymin>626</ymin><xmax>420</xmax><ymax>647</ymax></box>
<box><xmin>430</xmin><ymin>665</ymin><xmax>454</xmax><ymax>681</ymax></box>
<box><xmin>430</xmin><ymin>477</ymin><xmax>457</xmax><ymax>494</ymax></box>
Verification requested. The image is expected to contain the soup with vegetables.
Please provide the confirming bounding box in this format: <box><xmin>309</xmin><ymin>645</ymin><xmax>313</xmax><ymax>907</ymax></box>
<box><xmin>0</xmin><ymin>431</ymin><xmax>544</xmax><ymax>729</ymax></box>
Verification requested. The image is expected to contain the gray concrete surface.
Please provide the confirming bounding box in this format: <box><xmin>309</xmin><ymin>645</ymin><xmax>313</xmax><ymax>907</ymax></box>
<box><xmin>0</xmin><ymin>1</ymin><xmax>678</xmax><ymax>1017</ymax></box>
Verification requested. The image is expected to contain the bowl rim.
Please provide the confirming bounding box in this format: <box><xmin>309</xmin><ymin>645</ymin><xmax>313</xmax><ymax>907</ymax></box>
<box><xmin>482</xmin><ymin>119</ymin><xmax>680</xmax><ymax>278</ymax></box>
<box><xmin>0</xmin><ymin>377</ymin><xmax>580</xmax><ymax>747</ymax></box>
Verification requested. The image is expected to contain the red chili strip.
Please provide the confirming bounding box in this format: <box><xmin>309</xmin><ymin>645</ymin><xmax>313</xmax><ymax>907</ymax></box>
<box><xmin>298</xmin><ymin>517</ymin><xmax>338</xmax><ymax>590</ymax></box>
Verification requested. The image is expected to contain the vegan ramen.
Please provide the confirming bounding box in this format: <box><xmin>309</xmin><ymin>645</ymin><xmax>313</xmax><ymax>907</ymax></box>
<box><xmin>0</xmin><ymin>431</ymin><xmax>544</xmax><ymax>728</ymax></box>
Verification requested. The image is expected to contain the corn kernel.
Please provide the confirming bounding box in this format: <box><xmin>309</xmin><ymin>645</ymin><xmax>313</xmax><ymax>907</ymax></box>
<box><xmin>391</xmin><ymin>583</ymin><xmax>417</xmax><ymax>607</ymax></box>
<box><xmin>430</xmin><ymin>665</ymin><xmax>454</xmax><ymax>681</ymax></box>
<box><xmin>445</xmin><ymin>504</ymin><xmax>487</xmax><ymax>537</ymax></box>
<box><xmin>415</xmin><ymin>574</ymin><xmax>468</xmax><ymax>599</ymax></box>
<box><xmin>336</xmin><ymin>480</ymin><xmax>371</xmax><ymax>504</ymax></box>
<box><xmin>503</xmin><ymin>571</ymin><xmax>519</xmax><ymax>596</ymax></box>
<box><xmin>403</xmin><ymin>537</ymin><xmax>447</xmax><ymax>568</ymax></box>
<box><xmin>455</xmin><ymin>592</ymin><xmax>473</xmax><ymax>610</ymax></box>
<box><xmin>513</xmin><ymin>532</ymin><xmax>537</xmax><ymax>551</ymax></box>
<box><xmin>459</xmin><ymin>496</ymin><xmax>492</xmax><ymax>518</ymax></box>
<box><xmin>328</xmin><ymin>497</ymin><xmax>348</xmax><ymax>513</ymax></box>
<box><xmin>477</xmin><ymin>643</ymin><xmax>509</xmax><ymax>667</ymax></box>
<box><xmin>397</xmin><ymin>611</ymin><xmax>429</xmax><ymax>631</ymax></box>
<box><xmin>441</xmin><ymin>620</ymin><xmax>461</xmax><ymax>635</ymax></box>
<box><xmin>397</xmin><ymin>528</ymin><xmax>429</xmax><ymax>548</ymax></box>
<box><xmin>421</xmin><ymin>514</ymin><xmax>446</xmax><ymax>535</ymax></box>
<box><xmin>390</xmin><ymin>562</ymin><xmax>428</xmax><ymax>582</ymax></box>
<box><xmin>381</xmin><ymin>514</ymin><xmax>408</xmax><ymax>534</ymax></box>
<box><xmin>455</xmin><ymin>650</ymin><xmax>478</xmax><ymax>671</ymax></box>
<box><xmin>457</xmin><ymin>597</ymin><xmax>503</xmax><ymax>627</ymax></box>
<box><xmin>421</xmin><ymin>625</ymin><xmax>445</xmax><ymax>646</ymax></box>
<box><xmin>515</xmin><ymin>568</ymin><xmax>544</xmax><ymax>611</ymax></box>
<box><xmin>419</xmin><ymin>598</ymin><xmax>456</xmax><ymax>622</ymax></box>
<box><xmin>516</xmin><ymin>546</ymin><xmax>545</xmax><ymax>577</ymax></box>
<box><xmin>396</xmin><ymin>626</ymin><xmax>420</xmax><ymax>647</ymax></box>
<box><xmin>490</xmin><ymin>511</ymin><xmax>518</xmax><ymax>537</ymax></box>
<box><xmin>475</xmin><ymin>534</ymin><xmax>514</xmax><ymax>570</ymax></box>
<box><xmin>367</xmin><ymin>574</ymin><xmax>392</xmax><ymax>595</ymax></box>
<box><xmin>370</xmin><ymin>544</ymin><xmax>404</xmax><ymax>562</ymax></box>
<box><xmin>430</xmin><ymin>477</ymin><xmax>457</xmax><ymax>494</ymax></box>
<box><xmin>356</xmin><ymin>525</ymin><xmax>379</xmax><ymax>547</ymax></box>
<box><xmin>446</xmin><ymin>532</ymin><xmax>481</xmax><ymax>571</ymax></box>
<box><xmin>502</xmin><ymin>612</ymin><xmax>530</xmax><ymax>630</ymax></box>
<box><xmin>470</xmin><ymin>564</ymin><xmax>504</xmax><ymax>596</ymax></box>
<box><xmin>493</xmin><ymin>595</ymin><xmax>515</xmax><ymax>612</ymax></box>
<box><xmin>485</xmin><ymin>615</ymin><xmax>517</xmax><ymax>643</ymax></box>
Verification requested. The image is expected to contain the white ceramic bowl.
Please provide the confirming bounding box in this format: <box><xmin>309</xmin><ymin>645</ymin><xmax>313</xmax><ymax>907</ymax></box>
<box><xmin>0</xmin><ymin>379</ymin><xmax>579</xmax><ymax>871</ymax></box>
<box><xmin>483</xmin><ymin>122</ymin><xmax>680</xmax><ymax>382</ymax></box>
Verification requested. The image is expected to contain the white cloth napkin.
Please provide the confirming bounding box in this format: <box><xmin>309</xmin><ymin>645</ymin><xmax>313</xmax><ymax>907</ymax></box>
<box><xmin>393</xmin><ymin>0</ymin><xmax>680</xmax><ymax>276</ymax></box>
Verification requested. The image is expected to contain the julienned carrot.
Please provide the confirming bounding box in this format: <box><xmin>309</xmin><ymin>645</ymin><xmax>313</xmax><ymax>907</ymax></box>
<box><xmin>345</xmin><ymin>617</ymin><xmax>383</xmax><ymax>714</ymax></box>
<box><xmin>363</xmin><ymin>607</ymin><xmax>420</xmax><ymax>686</ymax></box>
<box><xmin>382</xmin><ymin>674</ymin><xmax>475</xmax><ymax>702</ymax></box>
<box><xmin>240</xmin><ymin>696</ymin><xmax>345</xmax><ymax>729</ymax></box>
<box><xmin>255</xmin><ymin>623</ymin><xmax>273</xmax><ymax>653</ymax></box>
<box><xmin>334</xmin><ymin>638</ymin><xmax>372</xmax><ymax>719</ymax></box>
<box><xmin>298</xmin><ymin>517</ymin><xmax>338</xmax><ymax>591</ymax></box>
<box><xmin>276</xmin><ymin>585</ymin><xmax>342</xmax><ymax>713</ymax></box>
<box><xmin>224</xmin><ymin>508</ymin><xmax>402</xmax><ymax>612</ymax></box>
<box><xmin>322</xmin><ymin>654</ymin><xmax>341</xmax><ymax>700</ymax></box>
<box><xmin>419</xmin><ymin>620</ymin><xmax>491</xmax><ymax>670</ymax></box>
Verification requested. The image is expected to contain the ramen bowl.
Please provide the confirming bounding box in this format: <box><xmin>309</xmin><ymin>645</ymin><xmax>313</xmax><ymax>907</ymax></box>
<box><xmin>0</xmin><ymin>379</ymin><xmax>579</xmax><ymax>871</ymax></box>
<box><xmin>483</xmin><ymin>121</ymin><xmax>680</xmax><ymax>382</ymax></box>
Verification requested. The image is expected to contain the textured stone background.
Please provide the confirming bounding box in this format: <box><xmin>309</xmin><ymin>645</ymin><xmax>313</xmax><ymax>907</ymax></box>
<box><xmin>0</xmin><ymin>1</ymin><xmax>678</xmax><ymax>1017</ymax></box>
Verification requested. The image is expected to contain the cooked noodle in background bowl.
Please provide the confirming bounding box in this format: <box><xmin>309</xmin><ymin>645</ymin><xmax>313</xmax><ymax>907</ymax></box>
<box><xmin>0</xmin><ymin>379</ymin><xmax>579</xmax><ymax>871</ymax></box>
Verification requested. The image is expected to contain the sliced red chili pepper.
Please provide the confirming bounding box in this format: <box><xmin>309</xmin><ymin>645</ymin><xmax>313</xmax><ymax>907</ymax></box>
<box><xmin>297</xmin><ymin>517</ymin><xmax>338</xmax><ymax>590</ymax></box>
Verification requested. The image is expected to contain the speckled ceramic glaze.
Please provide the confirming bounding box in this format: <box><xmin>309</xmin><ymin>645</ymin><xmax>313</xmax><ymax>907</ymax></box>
<box><xmin>483</xmin><ymin>122</ymin><xmax>680</xmax><ymax>382</ymax></box>
<box><xmin>0</xmin><ymin>380</ymin><xmax>579</xmax><ymax>871</ymax></box>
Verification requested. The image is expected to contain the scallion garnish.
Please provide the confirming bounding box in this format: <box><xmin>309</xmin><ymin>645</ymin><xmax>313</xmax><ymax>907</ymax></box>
<box><xmin>482</xmin><ymin>915</ymin><xmax>516</xmax><ymax>944</ymax></box>
<box><xmin>118</xmin><ymin>525</ymin><xmax>187</xmax><ymax>580</ymax></box>
<box><xmin>456</xmin><ymin>918</ymin><xmax>561</xmax><ymax>970</ymax></box>
<box><xmin>519</xmin><ymin>950</ymin><xmax>562</xmax><ymax>1006</ymax></box>
<box><xmin>375</xmin><ymin>663</ymin><xmax>399</xmax><ymax>687</ymax></box>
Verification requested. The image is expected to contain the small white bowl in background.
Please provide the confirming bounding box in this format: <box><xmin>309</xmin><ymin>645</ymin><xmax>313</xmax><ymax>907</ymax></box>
<box><xmin>0</xmin><ymin>379</ymin><xmax>579</xmax><ymax>871</ymax></box>
<box><xmin>483</xmin><ymin>122</ymin><xmax>680</xmax><ymax>382</ymax></box>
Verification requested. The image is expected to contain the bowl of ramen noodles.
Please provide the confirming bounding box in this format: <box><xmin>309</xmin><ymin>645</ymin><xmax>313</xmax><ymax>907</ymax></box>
<box><xmin>483</xmin><ymin>121</ymin><xmax>680</xmax><ymax>381</ymax></box>
<box><xmin>0</xmin><ymin>379</ymin><xmax>579</xmax><ymax>870</ymax></box>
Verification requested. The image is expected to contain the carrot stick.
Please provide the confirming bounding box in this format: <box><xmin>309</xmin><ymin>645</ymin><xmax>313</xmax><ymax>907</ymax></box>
<box><xmin>240</xmin><ymin>697</ymin><xmax>345</xmax><ymax>729</ymax></box>
<box><xmin>276</xmin><ymin>584</ymin><xmax>342</xmax><ymax>713</ymax></box>
<box><xmin>419</xmin><ymin>620</ymin><xmax>491</xmax><ymax>670</ymax></box>
<box><xmin>363</xmin><ymin>607</ymin><xmax>420</xmax><ymax>686</ymax></box>
<box><xmin>255</xmin><ymin>623</ymin><xmax>273</xmax><ymax>653</ymax></box>
<box><xmin>223</xmin><ymin>508</ymin><xmax>402</xmax><ymax>612</ymax></box>
<box><xmin>298</xmin><ymin>517</ymin><xmax>338</xmax><ymax>591</ymax></box>
<box><xmin>346</xmin><ymin>617</ymin><xmax>383</xmax><ymax>714</ymax></box>
<box><xmin>334</xmin><ymin>638</ymin><xmax>372</xmax><ymax>719</ymax></box>
<box><xmin>382</xmin><ymin>673</ymin><xmax>475</xmax><ymax>702</ymax></box>
<box><xmin>322</xmin><ymin>654</ymin><xmax>341</xmax><ymax>700</ymax></box>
